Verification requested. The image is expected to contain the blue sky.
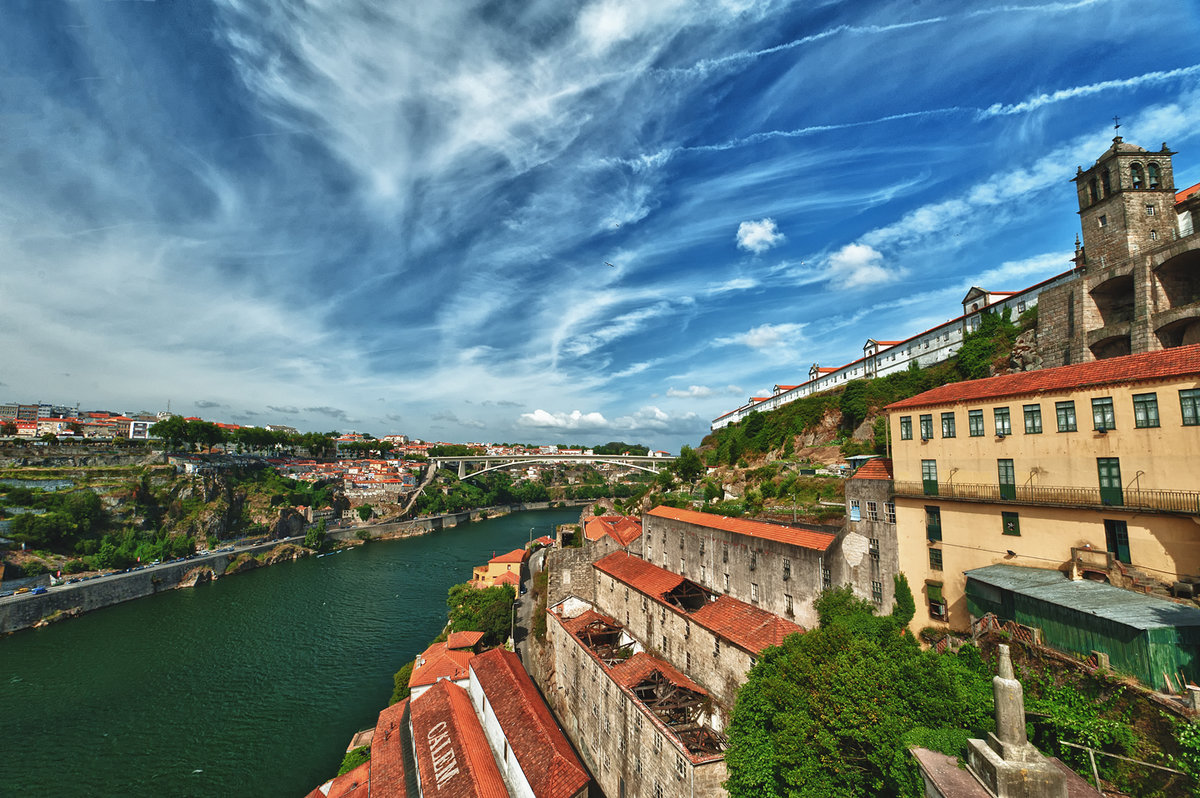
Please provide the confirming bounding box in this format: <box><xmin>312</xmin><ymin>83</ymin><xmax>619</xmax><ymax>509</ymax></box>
<box><xmin>2</xmin><ymin>0</ymin><xmax>1199</xmax><ymax>452</ymax></box>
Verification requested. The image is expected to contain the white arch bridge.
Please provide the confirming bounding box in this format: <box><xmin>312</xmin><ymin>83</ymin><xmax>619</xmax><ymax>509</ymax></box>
<box><xmin>429</xmin><ymin>453</ymin><xmax>675</xmax><ymax>480</ymax></box>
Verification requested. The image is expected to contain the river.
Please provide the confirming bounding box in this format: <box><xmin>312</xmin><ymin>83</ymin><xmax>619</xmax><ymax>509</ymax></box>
<box><xmin>0</xmin><ymin>507</ymin><xmax>581</xmax><ymax>797</ymax></box>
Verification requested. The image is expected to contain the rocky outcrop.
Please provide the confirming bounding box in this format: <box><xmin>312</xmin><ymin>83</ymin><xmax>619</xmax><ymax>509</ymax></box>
<box><xmin>224</xmin><ymin>553</ymin><xmax>260</xmax><ymax>575</ymax></box>
<box><xmin>258</xmin><ymin>543</ymin><xmax>309</xmax><ymax>566</ymax></box>
<box><xmin>33</xmin><ymin>606</ymin><xmax>83</xmax><ymax>627</ymax></box>
<box><xmin>1010</xmin><ymin>328</ymin><xmax>1041</xmax><ymax>372</ymax></box>
<box><xmin>177</xmin><ymin>566</ymin><xmax>215</xmax><ymax>588</ymax></box>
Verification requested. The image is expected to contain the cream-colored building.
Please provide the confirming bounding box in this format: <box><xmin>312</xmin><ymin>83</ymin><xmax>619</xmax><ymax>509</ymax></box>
<box><xmin>885</xmin><ymin>343</ymin><xmax>1200</xmax><ymax>634</ymax></box>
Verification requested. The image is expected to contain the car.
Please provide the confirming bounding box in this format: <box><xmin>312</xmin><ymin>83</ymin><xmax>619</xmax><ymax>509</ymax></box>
<box><xmin>0</xmin><ymin>590</ymin><xmax>13</xmax><ymax>598</ymax></box>
<box><xmin>31</xmin><ymin>586</ymin><xmax>47</xmax><ymax>595</ymax></box>
<box><xmin>15</xmin><ymin>587</ymin><xmax>30</xmax><ymax>594</ymax></box>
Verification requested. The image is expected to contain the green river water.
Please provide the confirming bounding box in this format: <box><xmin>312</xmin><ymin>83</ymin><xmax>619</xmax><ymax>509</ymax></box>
<box><xmin>0</xmin><ymin>507</ymin><xmax>580</xmax><ymax>797</ymax></box>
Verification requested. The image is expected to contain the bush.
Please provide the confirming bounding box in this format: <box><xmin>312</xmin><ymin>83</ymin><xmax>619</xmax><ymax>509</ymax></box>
<box><xmin>390</xmin><ymin>660</ymin><xmax>415</xmax><ymax>705</ymax></box>
<box><xmin>337</xmin><ymin>745</ymin><xmax>370</xmax><ymax>776</ymax></box>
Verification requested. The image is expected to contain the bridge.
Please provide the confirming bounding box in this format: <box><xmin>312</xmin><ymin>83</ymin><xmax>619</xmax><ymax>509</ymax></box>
<box><xmin>429</xmin><ymin>453</ymin><xmax>675</xmax><ymax>479</ymax></box>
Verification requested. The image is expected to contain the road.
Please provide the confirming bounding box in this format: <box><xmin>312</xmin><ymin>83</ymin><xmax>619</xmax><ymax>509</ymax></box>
<box><xmin>513</xmin><ymin>546</ymin><xmax>547</xmax><ymax>665</ymax></box>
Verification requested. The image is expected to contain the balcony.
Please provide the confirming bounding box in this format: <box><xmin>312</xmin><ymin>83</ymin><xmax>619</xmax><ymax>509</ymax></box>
<box><xmin>893</xmin><ymin>480</ymin><xmax>1200</xmax><ymax>515</ymax></box>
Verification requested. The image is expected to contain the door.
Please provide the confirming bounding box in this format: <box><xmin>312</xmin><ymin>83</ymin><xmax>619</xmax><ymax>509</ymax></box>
<box><xmin>1098</xmin><ymin>458</ymin><xmax>1123</xmax><ymax>506</ymax></box>
<box><xmin>1105</xmin><ymin>519</ymin><xmax>1131</xmax><ymax>564</ymax></box>
<box><xmin>998</xmin><ymin>459</ymin><xmax>1016</xmax><ymax>500</ymax></box>
<box><xmin>922</xmin><ymin>459</ymin><xmax>938</xmax><ymax>496</ymax></box>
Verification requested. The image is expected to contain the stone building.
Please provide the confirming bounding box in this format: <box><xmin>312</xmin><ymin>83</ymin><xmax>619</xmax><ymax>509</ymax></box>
<box><xmin>547</xmin><ymin>596</ymin><xmax>729</xmax><ymax>798</ymax></box>
<box><xmin>1037</xmin><ymin>135</ymin><xmax>1200</xmax><ymax>366</ymax></box>
<box><xmin>842</xmin><ymin>457</ymin><xmax>899</xmax><ymax>611</ymax></box>
<box><xmin>638</xmin><ymin>506</ymin><xmax>836</xmax><ymax>628</ymax></box>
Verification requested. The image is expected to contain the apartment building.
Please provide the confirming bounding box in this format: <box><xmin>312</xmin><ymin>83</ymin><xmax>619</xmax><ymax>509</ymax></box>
<box><xmin>886</xmin><ymin>343</ymin><xmax>1200</xmax><ymax>635</ymax></box>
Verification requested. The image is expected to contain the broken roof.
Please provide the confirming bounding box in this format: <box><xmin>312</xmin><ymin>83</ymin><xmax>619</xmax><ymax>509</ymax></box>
<box><xmin>647</xmin><ymin>505</ymin><xmax>835</xmax><ymax>552</ymax></box>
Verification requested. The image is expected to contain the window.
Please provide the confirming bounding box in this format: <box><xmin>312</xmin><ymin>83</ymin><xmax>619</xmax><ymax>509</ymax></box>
<box><xmin>713</xmin><ymin>638</ymin><xmax>720</xmax><ymax>657</ymax></box>
<box><xmin>928</xmin><ymin>582</ymin><xmax>946</xmax><ymax>620</ymax></box>
<box><xmin>871</xmin><ymin>581</ymin><xmax>883</xmax><ymax>604</ymax></box>
<box><xmin>885</xmin><ymin>502</ymin><xmax>896</xmax><ymax>524</ymax></box>
<box><xmin>1131</xmin><ymin>163</ymin><xmax>1144</xmax><ymax>189</ymax></box>
<box><xmin>929</xmin><ymin>548</ymin><xmax>943</xmax><ymax>571</ymax></box>
<box><xmin>1098</xmin><ymin>214</ymin><xmax>1107</xmax><ymax>228</ymax></box>
<box><xmin>1002</xmin><ymin>511</ymin><xmax>1020</xmax><ymax>536</ymax></box>
<box><xmin>1150</xmin><ymin>229</ymin><xmax>1158</xmax><ymax>241</ymax></box>
<box><xmin>998</xmin><ymin>458</ymin><xmax>1016</xmax><ymax>500</ymax></box>
<box><xmin>785</xmin><ymin>594</ymin><xmax>793</xmax><ymax>616</ymax></box>
<box><xmin>1182</xmin><ymin>389</ymin><xmax>1200</xmax><ymax>426</ymax></box>
<box><xmin>782</xmin><ymin>558</ymin><xmax>791</xmax><ymax>581</ymax></box>
<box><xmin>699</xmin><ymin>539</ymin><xmax>705</xmax><ymax>554</ymax></box>
<box><xmin>1017</xmin><ymin>300</ymin><xmax>1026</xmax><ymax>313</ymax></box>
<box><xmin>700</xmin><ymin>564</ymin><xmax>706</xmax><ymax>583</ymax></box>
<box><xmin>1101</xmin><ymin>169</ymin><xmax>1111</xmax><ymax>196</ymax></box>
<box><xmin>941</xmin><ymin>411</ymin><xmax>956</xmax><ymax>438</ymax></box>
<box><xmin>1092</xmin><ymin>397</ymin><xmax>1116</xmax><ymax>430</ymax></box>
<box><xmin>968</xmin><ymin>409</ymin><xmax>985</xmax><ymax>437</ymax></box>
<box><xmin>849</xmin><ymin>499</ymin><xmax>861</xmax><ymax>521</ymax></box>
<box><xmin>679</xmin><ymin>534</ymin><xmax>684</xmax><ymax>550</ymax></box>
<box><xmin>1023</xmin><ymin>404</ymin><xmax>1042</xmax><ymax>434</ymax></box>
<box><xmin>723</xmin><ymin>573</ymin><xmax>730</xmax><ymax>592</ymax></box>
<box><xmin>679</xmin><ymin>557</ymin><xmax>684</xmax><ymax>574</ymax></box>
<box><xmin>1133</xmin><ymin>393</ymin><xmax>1159</xmax><ymax>428</ymax></box>
<box><xmin>750</xmin><ymin>583</ymin><xmax>759</xmax><ymax>603</ymax></box>
<box><xmin>686</xmin><ymin>652</ymin><xmax>691</xmax><ymax>670</ymax></box>
<box><xmin>925</xmin><ymin>505</ymin><xmax>942</xmax><ymax>541</ymax></box>
<box><xmin>921</xmin><ymin>460</ymin><xmax>938</xmax><ymax>495</ymax></box>
<box><xmin>869</xmin><ymin>537</ymin><xmax>880</xmax><ymax>560</ymax></box>
<box><xmin>1146</xmin><ymin>203</ymin><xmax>1155</xmax><ymax>216</ymax></box>
<box><xmin>722</xmin><ymin>543</ymin><xmax>728</xmax><ymax>563</ymax></box>
<box><xmin>822</xmin><ymin>565</ymin><xmax>832</xmax><ymax>589</ymax></box>
<box><xmin>919</xmin><ymin>414</ymin><xmax>934</xmax><ymax>440</ymax></box>
<box><xmin>867</xmin><ymin>501</ymin><xmax>878</xmax><ymax>521</ymax></box>
<box><xmin>994</xmin><ymin>407</ymin><xmax>1012</xmax><ymax>436</ymax></box>
<box><xmin>750</xmin><ymin>550</ymin><xmax>757</xmax><ymax>571</ymax></box>
<box><xmin>677</xmin><ymin>753</ymin><xmax>685</xmax><ymax>780</ymax></box>
<box><xmin>1148</xmin><ymin>162</ymin><xmax>1161</xmax><ymax>189</ymax></box>
<box><xmin>900</xmin><ymin>416</ymin><xmax>913</xmax><ymax>440</ymax></box>
<box><xmin>1056</xmin><ymin>400</ymin><xmax>1077</xmax><ymax>432</ymax></box>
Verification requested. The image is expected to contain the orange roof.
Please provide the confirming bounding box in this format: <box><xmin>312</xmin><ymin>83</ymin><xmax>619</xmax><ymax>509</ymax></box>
<box><xmin>493</xmin><ymin>571</ymin><xmax>520</xmax><ymax>586</ymax></box>
<box><xmin>851</xmin><ymin>458</ymin><xmax>893</xmax><ymax>480</ymax></box>
<box><xmin>469</xmin><ymin>649</ymin><xmax>590</xmax><ymax>798</ymax></box>
<box><xmin>610</xmin><ymin>651</ymin><xmax>707</xmax><ymax>695</ymax></box>
<box><xmin>647</xmin><ymin>505</ymin><xmax>835</xmax><ymax>552</ymax></box>
<box><xmin>409</xmin><ymin>642</ymin><xmax>473</xmax><ymax>689</ymax></box>
<box><xmin>305</xmin><ymin>761</ymin><xmax>371</xmax><ymax>798</ymax></box>
<box><xmin>815</xmin><ymin>367</ymin><xmax>839</xmax><ymax>374</ymax></box>
<box><xmin>691</xmin><ymin>597</ymin><xmax>803</xmax><ymax>653</ymax></box>
<box><xmin>1176</xmin><ymin>181</ymin><xmax>1200</xmax><ymax>204</ymax></box>
<box><xmin>887</xmin><ymin>343</ymin><xmax>1200</xmax><ymax>411</ymax></box>
<box><xmin>369</xmin><ymin>699</ymin><xmax>409</xmax><ymax>797</ymax></box>
<box><xmin>489</xmin><ymin>548</ymin><xmax>529</xmax><ymax>564</ymax></box>
<box><xmin>584</xmin><ymin>515</ymin><xmax>643</xmax><ymax>546</ymax></box>
<box><xmin>594</xmin><ymin>551</ymin><xmax>686</xmax><ymax>597</ymax></box>
<box><xmin>445</xmin><ymin>630</ymin><xmax>484</xmax><ymax>650</ymax></box>
<box><xmin>533</xmin><ymin>535</ymin><xmax>555</xmax><ymax>547</ymax></box>
<box><xmin>409</xmin><ymin>680</ymin><xmax>509</xmax><ymax>798</ymax></box>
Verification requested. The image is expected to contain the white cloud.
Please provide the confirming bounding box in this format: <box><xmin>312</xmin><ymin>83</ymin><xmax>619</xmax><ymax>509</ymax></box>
<box><xmin>826</xmin><ymin>242</ymin><xmax>896</xmax><ymax>288</ymax></box>
<box><xmin>735</xmin><ymin>217</ymin><xmax>785</xmax><ymax>253</ymax></box>
<box><xmin>518</xmin><ymin>409</ymin><xmax>610</xmax><ymax>430</ymax></box>
<box><xmin>716</xmin><ymin>322</ymin><xmax>805</xmax><ymax>350</ymax></box>
<box><xmin>978</xmin><ymin>64</ymin><xmax>1200</xmax><ymax>118</ymax></box>
<box><xmin>666</xmin><ymin>384</ymin><xmax>742</xmax><ymax>398</ymax></box>
<box><xmin>611</xmin><ymin>405</ymin><xmax>704</xmax><ymax>435</ymax></box>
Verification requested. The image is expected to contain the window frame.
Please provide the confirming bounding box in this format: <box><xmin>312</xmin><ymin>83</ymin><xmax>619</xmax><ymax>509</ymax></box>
<box><xmin>900</xmin><ymin>416</ymin><xmax>913</xmax><ymax>440</ymax></box>
<box><xmin>1002</xmin><ymin>511</ymin><xmax>1020</xmax><ymax>536</ymax></box>
<box><xmin>994</xmin><ymin>407</ymin><xmax>1012</xmax><ymax>436</ymax></box>
<box><xmin>1132</xmin><ymin>393</ymin><xmax>1159</xmax><ymax>428</ymax></box>
<box><xmin>929</xmin><ymin>547</ymin><xmax>943</xmax><ymax>571</ymax></box>
<box><xmin>919</xmin><ymin>414</ymin><xmax>934</xmax><ymax>440</ymax></box>
<box><xmin>1056</xmin><ymin>400</ymin><xmax>1077</xmax><ymax>432</ymax></box>
<box><xmin>941</xmin><ymin>411</ymin><xmax>956</xmax><ymax>438</ymax></box>
<box><xmin>1092</xmin><ymin>397</ymin><xmax>1116</xmax><ymax>431</ymax></box>
<box><xmin>1023</xmin><ymin>403</ymin><xmax>1042</xmax><ymax>434</ymax></box>
<box><xmin>968</xmin><ymin>409</ymin><xmax>985</xmax><ymax>437</ymax></box>
<box><xmin>925</xmin><ymin>505</ymin><xmax>942</xmax><ymax>541</ymax></box>
<box><xmin>1182</xmin><ymin>389</ymin><xmax>1200</xmax><ymax>426</ymax></box>
<box><xmin>866</xmin><ymin>500</ymin><xmax>878</xmax><ymax>521</ymax></box>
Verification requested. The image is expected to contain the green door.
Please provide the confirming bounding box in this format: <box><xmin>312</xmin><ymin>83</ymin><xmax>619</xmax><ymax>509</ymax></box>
<box><xmin>1098</xmin><ymin>458</ymin><xmax>1123</xmax><ymax>506</ymax></box>
<box><xmin>998</xmin><ymin>459</ymin><xmax>1016</xmax><ymax>500</ymax></box>
<box><xmin>922</xmin><ymin>460</ymin><xmax>938</xmax><ymax>496</ymax></box>
<box><xmin>1105</xmin><ymin>519</ymin><xmax>1131</xmax><ymax>564</ymax></box>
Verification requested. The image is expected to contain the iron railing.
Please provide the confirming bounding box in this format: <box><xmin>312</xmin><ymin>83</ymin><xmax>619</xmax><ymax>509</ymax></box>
<box><xmin>893</xmin><ymin>480</ymin><xmax>1200</xmax><ymax>514</ymax></box>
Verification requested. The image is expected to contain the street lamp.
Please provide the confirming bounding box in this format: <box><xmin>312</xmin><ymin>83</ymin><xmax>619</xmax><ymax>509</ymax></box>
<box><xmin>529</xmin><ymin>527</ymin><xmax>535</xmax><ymax>547</ymax></box>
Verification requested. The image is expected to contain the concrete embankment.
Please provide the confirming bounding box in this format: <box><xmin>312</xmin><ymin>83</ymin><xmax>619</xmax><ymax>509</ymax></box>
<box><xmin>0</xmin><ymin>540</ymin><xmax>290</xmax><ymax>636</ymax></box>
<box><xmin>325</xmin><ymin>501</ymin><xmax>587</xmax><ymax>543</ymax></box>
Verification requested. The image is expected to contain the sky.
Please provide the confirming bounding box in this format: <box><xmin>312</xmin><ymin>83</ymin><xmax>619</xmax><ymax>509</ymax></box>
<box><xmin>2</xmin><ymin>0</ymin><xmax>1199</xmax><ymax>453</ymax></box>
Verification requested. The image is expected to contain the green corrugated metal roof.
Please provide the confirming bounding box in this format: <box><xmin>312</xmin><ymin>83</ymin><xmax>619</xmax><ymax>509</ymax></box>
<box><xmin>965</xmin><ymin>564</ymin><xmax>1200</xmax><ymax>630</ymax></box>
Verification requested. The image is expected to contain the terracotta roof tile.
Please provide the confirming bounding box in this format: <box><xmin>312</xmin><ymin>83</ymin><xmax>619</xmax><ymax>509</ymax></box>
<box><xmin>647</xmin><ymin>505</ymin><xmax>835</xmax><ymax>552</ymax></box>
<box><xmin>560</xmin><ymin>607</ymin><xmax>620</xmax><ymax>637</ymax></box>
<box><xmin>691</xmin><ymin>597</ymin><xmax>804</xmax><ymax>653</ymax></box>
<box><xmin>409</xmin><ymin>643</ymin><xmax>473</xmax><ymax>688</ymax></box>
<box><xmin>593</xmin><ymin>551</ymin><xmax>684</xmax><ymax>597</ymax></box>
<box><xmin>319</xmin><ymin>761</ymin><xmax>371</xmax><ymax>798</ymax></box>
<box><xmin>409</xmin><ymin>680</ymin><xmax>509</xmax><ymax>798</ymax></box>
<box><xmin>585</xmin><ymin>515</ymin><xmax>644</xmax><ymax>546</ymax></box>
<box><xmin>1177</xmin><ymin>181</ymin><xmax>1200</xmax><ymax>204</ymax></box>
<box><xmin>610</xmin><ymin>651</ymin><xmax>707</xmax><ymax>695</ymax></box>
<box><xmin>489</xmin><ymin>547</ymin><xmax>529</xmax><ymax>564</ymax></box>
<box><xmin>469</xmin><ymin>649</ymin><xmax>591</xmax><ymax>798</ymax></box>
<box><xmin>493</xmin><ymin>571</ymin><xmax>521</xmax><ymax>586</ymax></box>
<box><xmin>850</xmin><ymin>458</ymin><xmax>893</xmax><ymax>480</ymax></box>
<box><xmin>370</xmin><ymin>699</ymin><xmax>409</xmax><ymax>796</ymax></box>
<box><xmin>887</xmin><ymin>343</ymin><xmax>1200</xmax><ymax>411</ymax></box>
<box><xmin>445</xmin><ymin>630</ymin><xmax>484</xmax><ymax>650</ymax></box>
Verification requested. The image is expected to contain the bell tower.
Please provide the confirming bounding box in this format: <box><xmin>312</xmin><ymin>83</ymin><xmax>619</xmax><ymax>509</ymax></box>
<box><xmin>1073</xmin><ymin>131</ymin><xmax>1178</xmax><ymax>269</ymax></box>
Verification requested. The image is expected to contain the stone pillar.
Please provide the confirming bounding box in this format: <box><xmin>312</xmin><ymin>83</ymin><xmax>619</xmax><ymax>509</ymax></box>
<box><xmin>458</xmin><ymin>460</ymin><xmax>467</xmax><ymax>479</ymax></box>
<box><xmin>990</xmin><ymin>644</ymin><xmax>1032</xmax><ymax>760</ymax></box>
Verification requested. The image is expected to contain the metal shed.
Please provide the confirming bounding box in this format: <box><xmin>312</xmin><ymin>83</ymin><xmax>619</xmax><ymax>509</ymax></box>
<box><xmin>965</xmin><ymin>564</ymin><xmax>1200</xmax><ymax>691</ymax></box>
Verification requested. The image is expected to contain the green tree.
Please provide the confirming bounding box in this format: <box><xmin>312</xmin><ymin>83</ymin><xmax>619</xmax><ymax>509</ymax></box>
<box><xmin>303</xmin><ymin>520</ymin><xmax>327</xmax><ymax>549</ymax></box>
<box><xmin>338</xmin><ymin>746</ymin><xmax>370</xmax><ymax>776</ymax></box>
<box><xmin>673</xmin><ymin>445</ymin><xmax>704</xmax><ymax>483</ymax></box>
<box><xmin>356</xmin><ymin>505</ymin><xmax>374</xmax><ymax>522</ymax></box>
<box><xmin>150</xmin><ymin>415</ymin><xmax>188</xmax><ymax>450</ymax></box>
<box><xmin>390</xmin><ymin>660</ymin><xmax>415</xmax><ymax>705</ymax></box>
<box><xmin>446</xmin><ymin>582</ymin><xmax>517</xmax><ymax>647</ymax></box>
<box><xmin>724</xmin><ymin>577</ymin><xmax>992</xmax><ymax>798</ymax></box>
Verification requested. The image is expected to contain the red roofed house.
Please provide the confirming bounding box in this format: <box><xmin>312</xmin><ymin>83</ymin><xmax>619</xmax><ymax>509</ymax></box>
<box><xmin>885</xmin><ymin>343</ymin><xmax>1200</xmax><ymax>637</ymax></box>
<box><xmin>583</xmin><ymin>515</ymin><xmax>643</xmax><ymax>554</ymax></box>
<box><xmin>471</xmin><ymin>548</ymin><xmax>529</xmax><ymax>589</ymax></box>
<box><xmin>467</xmin><ymin>648</ymin><xmax>590</xmax><ymax>798</ymax></box>
<box><xmin>409</xmin><ymin>641</ymin><xmax>473</xmax><ymax>699</ymax></box>
<box><xmin>408</xmin><ymin>680</ymin><xmax>509</xmax><ymax>798</ymax></box>
<box><xmin>639</xmin><ymin>505</ymin><xmax>835</xmax><ymax>628</ymax></box>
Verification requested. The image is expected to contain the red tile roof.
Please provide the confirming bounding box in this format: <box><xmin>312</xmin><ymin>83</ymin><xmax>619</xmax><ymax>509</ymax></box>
<box><xmin>584</xmin><ymin>515</ymin><xmax>643</xmax><ymax>546</ymax></box>
<box><xmin>647</xmin><ymin>505</ymin><xmax>835</xmax><ymax>552</ymax></box>
<box><xmin>445</xmin><ymin>630</ymin><xmax>484</xmax><ymax>650</ymax></box>
<box><xmin>533</xmin><ymin>535</ymin><xmax>555</xmax><ymax>547</ymax></box>
<box><xmin>887</xmin><ymin>343</ymin><xmax>1200</xmax><ymax>410</ymax></box>
<box><xmin>691</xmin><ymin>597</ymin><xmax>804</xmax><ymax>653</ymax></box>
<box><xmin>409</xmin><ymin>680</ymin><xmax>509</xmax><ymax>798</ymax></box>
<box><xmin>469</xmin><ymin>648</ymin><xmax>591</xmax><ymax>798</ymax></box>
<box><xmin>493</xmin><ymin>571</ymin><xmax>520</xmax><ymax>586</ymax></box>
<box><xmin>610</xmin><ymin>651</ymin><xmax>707</xmax><ymax>695</ymax></box>
<box><xmin>560</xmin><ymin>607</ymin><xmax>620</xmax><ymax>637</ymax></box>
<box><xmin>410</xmin><ymin>642</ymin><xmax>473</xmax><ymax>689</ymax></box>
<box><xmin>490</xmin><ymin>547</ymin><xmax>530</xmax><ymax>564</ymax></box>
<box><xmin>851</xmin><ymin>458</ymin><xmax>893</xmax><ymax>481</ymax></box>
<box><xmin>593</xmin><ymin>552</ymin><xmax>804</xmax><ymax>654</ymax></box>
<box><xmin>369</xmin><ymin>699</ymin><xmax>409</xmax><ymax>797</ymax></box>
<box><xmin>1177</xmin><ymin>181</ymin><xmax>1200</xmax><ymax>204</ymax></box>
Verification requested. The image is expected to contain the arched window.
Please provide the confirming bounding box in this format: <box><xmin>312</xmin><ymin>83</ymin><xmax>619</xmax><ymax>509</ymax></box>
<box><xmin>1148</xmin><ymin>163</ymin><xmax>1161</xmax><ymax>189</ymax></box>
<box><xmin>1088</xmin><ymin>177</ymin><xmax>1099</xmax><ymax>204</ymax></box>
<box><xmin>1130</xmin><ymin>163</ymin><xmax>1144</xmax><ymax>189</ymax></box>
<box><xmin>1101</xmin><ymin>169</ymin><xmax>1112</xmax><ymax>197</ymax></box>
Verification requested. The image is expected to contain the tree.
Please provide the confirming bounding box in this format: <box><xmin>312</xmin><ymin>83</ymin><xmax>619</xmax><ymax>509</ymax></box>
<box><xmin>150</xmin><ymin>415</ymin><xmax>188</xmax><ymax>450</ymax></box>
<box><xmin>390</xmin><ymin>660</ymin><xmax>415</xmax><ymax>705</ymax></box>
<box><xmin>303</xmin><ymin>520</ymin><xmax>327</xmax><ymax>549</ymax></box>
<box><xmin>724</xmin><ymin>576</ymin><xmax>992</xmax><ymax>798</ymax></box>
<box><xmin>356</xmin><ymin>505</ymin><xmax>374</xmax><ymax>522</ymax></box>
<box><xmin>0</xmin><ymin>421</ymin><xmax>16</xmax><ymax>436</ymax></box>
<box><xmin>673</xmin><ymin>445</ymin><xmax>704</xmax><ymax>483</ymax></box>
<box><xmin>446</xmin><ymin>582</ymin><xmax>517</xmax><ymax>647</ymax></box>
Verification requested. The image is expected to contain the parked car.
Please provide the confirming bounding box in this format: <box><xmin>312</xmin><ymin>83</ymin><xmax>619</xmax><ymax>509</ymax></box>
<box><xmin>31</xmin><ymin>586</ymin><xmax>47</xmax><ymax>595</ymax></box>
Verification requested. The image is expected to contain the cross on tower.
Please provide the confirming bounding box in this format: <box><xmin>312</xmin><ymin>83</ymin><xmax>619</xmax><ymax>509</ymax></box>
<box><xmin>1113</xmin><ymin>115</ymin><xmax>1121</xmax><ymax>133</ymax></box>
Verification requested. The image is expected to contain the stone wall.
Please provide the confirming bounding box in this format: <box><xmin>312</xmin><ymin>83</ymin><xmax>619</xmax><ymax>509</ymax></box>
<box><xmin>841</xmin><ymin>477</ymin><xmax>899</xmax><ymax>611</ymax></box>
<box><xmin>0</xmin><ymin>540</ymin><xmax>288</xmax><ymax>635</ymax></box>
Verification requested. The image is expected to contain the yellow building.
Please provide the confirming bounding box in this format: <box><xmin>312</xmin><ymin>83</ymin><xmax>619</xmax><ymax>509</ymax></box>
<box><xmin>886</xmin><ymin>343</ymin><xmax>1200</xmax><ymax>634</ymax></box>
<box><xmin>470</xmin><ymin>547</ymin><xmax>529</xmax><ymax>588</ymax></box>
